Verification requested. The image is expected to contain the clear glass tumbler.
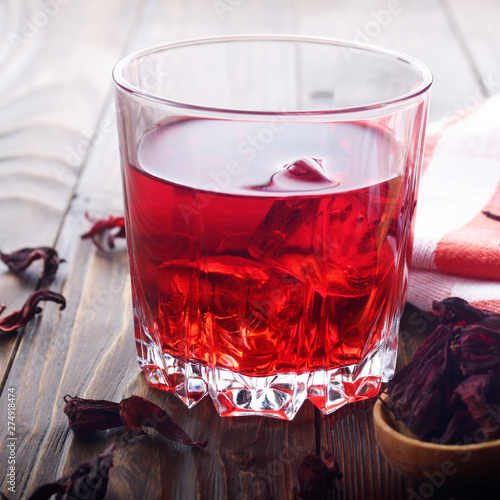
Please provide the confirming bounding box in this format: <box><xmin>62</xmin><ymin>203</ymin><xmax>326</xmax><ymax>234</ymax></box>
<box><xmin>113</xmin><ymin>35</ymin><xmax>431</xmax><ymax>420</ymax></box>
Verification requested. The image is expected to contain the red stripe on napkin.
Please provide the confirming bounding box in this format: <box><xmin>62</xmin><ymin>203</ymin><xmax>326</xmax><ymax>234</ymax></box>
<box><xmin>408</xmin><ymin>96</ymin><xmax>500</xmax><ymax>314</ymax></box>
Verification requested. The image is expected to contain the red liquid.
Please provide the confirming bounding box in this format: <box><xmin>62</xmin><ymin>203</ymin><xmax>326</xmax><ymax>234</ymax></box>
<box><xmin>123</xmin><ymin>118</ymin><xmax>410</xmax><ymax>377</ymax></box>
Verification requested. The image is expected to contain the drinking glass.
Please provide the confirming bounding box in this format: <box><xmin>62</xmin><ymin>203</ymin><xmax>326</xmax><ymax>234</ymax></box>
<box><xmin>113</xmin><ymin>35</ymin><xmax>431</xmax><ymax>420</ymax></box>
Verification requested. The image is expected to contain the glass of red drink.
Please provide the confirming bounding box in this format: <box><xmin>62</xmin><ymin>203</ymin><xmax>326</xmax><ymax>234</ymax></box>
<box><xmin>113</xmin><ymin>36</ymin><xmax>431</xmax><ymax>420</ymax></box>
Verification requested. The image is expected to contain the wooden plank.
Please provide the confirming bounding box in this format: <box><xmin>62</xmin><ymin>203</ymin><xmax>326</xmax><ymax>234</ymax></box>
<box><xmin>0</xmin><ymin>0</ymin><xmax>141</xmax><ymax>385</ymax></box>
<box><xmin>320</xmin><ymin>400</ymin><xmax>408</xmax><ymax>500</ymax></box>
<box><xmin>315</xmin><ymin>306</ymin><xmax>437</xmax><ymax>500</ymax></box>
<box><xmin>124</xmin><ymin>0</ymin><xmax>295</xmax><ymax>45</ymax></box>
<box><xmin>0</xmin><ymin>103</ymin><xmax>139</xmax><ymax>496</ymax></box>
<box><xmin>441</xmin><ymin>0</ymin><xmax>500</xmax><ymax>97</ymax></box>
<box><xmin>0</xmin><ymin>0</ymin><xmax>141</xmax><ymax>496</ymax></box>
<box><xmin>0</xmin><ymin>1</ymin><xmax>320</xmax><ymax>499</ymax></box>
<box><xmin>50</xmin><ymin>2</ymin><xmax>318</xmax><ymax>497</ymax></box>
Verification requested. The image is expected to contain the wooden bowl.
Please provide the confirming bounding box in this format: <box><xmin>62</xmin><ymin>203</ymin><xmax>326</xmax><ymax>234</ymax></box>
<box><xmin>373</xmin><ymin>393</ymin><xmax>500</xmax><ymax>485</ymax></box>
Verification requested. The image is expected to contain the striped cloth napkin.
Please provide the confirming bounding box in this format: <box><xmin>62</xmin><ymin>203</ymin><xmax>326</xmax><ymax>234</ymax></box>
<box><xmin>408</xmin><ymin>94</ymin><xmax>500</xmax><ymax>314</ymax></box>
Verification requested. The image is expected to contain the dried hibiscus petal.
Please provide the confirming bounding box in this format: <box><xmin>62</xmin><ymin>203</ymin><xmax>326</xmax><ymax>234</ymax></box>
<box><xmin>297</xmin><ymin>447</ymin><xmax>342</xmax><ymax>500</ymax></box>
<box><xmin>64</xmin><ymin>394</ymin><xmax>207</xmax><ymax>448</ymax></box>
<box><xmin>385</xmin><ymin>297</ymin><xmax>500</xmax><ymax>443</ymax></box>
<box><xmin>450</xmin><ymin>323</ymin><xmax>500</xmax><ymax>376</ymax></box>
<box><xmin>454</xmin><ymin>374</ymin><xmax>500</xmax><ymax>440</ymax></box>
<box><xmin>81</xmin><ymin>213</ymin><xmax>125</xmax><ymax>253</ymax></box>
<box><xmin>1</xmin><ymin>246</ymin><xmax>65</xmax><ymax>282</ymax></box>
<box><xmin>483</xmin><ymin>210</ymin><xmax>500</xmax><ymax>222</ymax></box>
<box><xmin>63</xmin><ymin>395</ymin><xmax>122</xmax><ymax>438</ymax></box>
<box><xmin>25</xmin><ymin>444</ymin><xmax>114</xmax><ymax>500</ymax></box>
<box><xmin>384</xmin><ymin>322</ymin><xmax>460</xmax><ymax>437</ymax></box>
<box><xmin>434</xmin><ymin>409</ymin><xmax>477</xmax><ymax>445</ymax></box>
<box><xmin>0</xmin><ymin>290</ymin><xmax>66</xmax><ymax>334</ymax></box>
<box><xmin>119</xmin><ymin>395</ymin><xmax>207</xmax><ymax>448</ymax></box>
<box><xmin>432</xmin><ymin>296</ymin><xmax>491</xmax><ymax>325</ymax></box>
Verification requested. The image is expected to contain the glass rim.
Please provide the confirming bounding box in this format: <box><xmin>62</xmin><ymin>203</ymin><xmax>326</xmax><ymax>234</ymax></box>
<box><xmin>112</xmin><ymin>34</ymin><xmax>433</xmax><ymax>118</ymax></box>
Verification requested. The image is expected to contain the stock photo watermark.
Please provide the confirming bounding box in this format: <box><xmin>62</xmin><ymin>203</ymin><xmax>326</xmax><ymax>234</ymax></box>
<box><xmin>213</xmin><ymin>0</ymin><xmax>246</xmax><ymax>21</ymax></box>
<box><xmin>406</xmin><ymin>406</ymin><xmax>500</xmax><ymax>499</ymax></box>
<box><xmin>437</xmin><ymin>74</ymin><xmax>500</xmax><ymax>137</ymax></box>
<box><xmin>52</xmin><ymin>118</ymin><xmax>114</xmax><ymax>182</ymax></box>
<box><xmin>177</xmin><ymin>159</ymin><xmax>243</xmax><ymax>223</ymax></box>
<box><xmin>65</xmin><ymin>118</ymin><xmax>114</xmax><ymax>168</ymax></box>
<box><xmin>342</xmin><ymin>0</ymin><xmax>403</xmax><ymax>60</ymax></box>
<box><xmin>5</xmin><ymin>387</ymin><xmax>17</xmax><ymax>495</ymax></box>
<box><xmin>177</xmin><ymin>116</ymin><xmax>289</xmax><ymax>224</ymax></box>
<box><xmin>7</xmin><ymin>0</ymin><xmax>73</xmax><ymax>49</ymax></box>
<box><xmin>237</xmin><ymin>119</ymin><xmax>288</xmax><ymax>163</ymax></box>
<box><xmin>234</xmin><ymin>443</ymin><xmax>309</xmax><ymax>500</ymax></box>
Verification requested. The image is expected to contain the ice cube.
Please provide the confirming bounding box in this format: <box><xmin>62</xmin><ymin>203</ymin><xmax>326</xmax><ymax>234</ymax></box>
<box><xmin>284</xmin><ymin>157</ymin><xmax>331</xmax><ymax>181</ymax></box>
<box><xmin>248</xmin><ymin>196</ymin><xmax>324</xmax><ymax>286</ymax></box>
<box><xmin>249</xmin><ymin>183</ymin><xmax>397</xmax><ymax>297</ymax></box>
<box><xmin>158</xmin><ymin>256</ymin><xmax>304</xmax><ymax>372</ymax></box>
<box><xmin>253</xmin><ymin>157</ymin><xmax>339</xmax><ymax>192</ymax></box>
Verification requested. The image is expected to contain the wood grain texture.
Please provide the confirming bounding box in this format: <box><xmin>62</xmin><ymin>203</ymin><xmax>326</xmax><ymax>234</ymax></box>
<box><xmin>0</xmin><ymin>0</ymin><xmax>140</xmax><ymax>497</ymax></box>
<box><xmin>1</xmin><ymin>0</ymin><xmax>498</xmax><ymax>499</ymax></box>
<box><xmin>292</xmin><ymin>0</ymin><xmax>480</xmax><ymax>121</ymax></box>
<box><xmin>1</xmin><ymin>1</ymin><xmax>314</xmax><ymax>499</ymax></box>
<box><xmin>0</xmin><ymin>0</ymin><xmax>141</xmax><ymax>385</ymax></box>
<box><xmin>441</xmin><ymin>0</ymin><xmax>500</xmax><ymax>97</ymax></box>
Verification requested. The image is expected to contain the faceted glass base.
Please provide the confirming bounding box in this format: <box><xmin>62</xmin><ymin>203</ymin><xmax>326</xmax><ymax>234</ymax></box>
<box><xmin>137</xmin><ymin>316</ymin><xmax>399</xmax><ymax>420</ymax></box>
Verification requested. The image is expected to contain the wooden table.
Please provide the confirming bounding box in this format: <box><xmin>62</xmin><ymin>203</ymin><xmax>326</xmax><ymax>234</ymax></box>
<box><xmin>1</xmin><ymin>1</ymin><xmax>499</xmax><ymax>499</ymax></box>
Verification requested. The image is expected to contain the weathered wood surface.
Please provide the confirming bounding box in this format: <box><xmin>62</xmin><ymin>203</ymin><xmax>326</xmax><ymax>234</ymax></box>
<box><xmin>0</xmin><ymin>1</ymin><xmax>498</xmax><ymax>499</ymax></box>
